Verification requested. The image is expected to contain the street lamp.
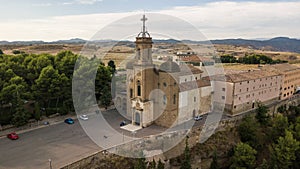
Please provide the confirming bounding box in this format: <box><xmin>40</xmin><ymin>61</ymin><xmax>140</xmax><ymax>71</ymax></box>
<box><xmin>48</xmin><ymin>159</ymin><xmax>52</xmax><ymax>169</ymax></box>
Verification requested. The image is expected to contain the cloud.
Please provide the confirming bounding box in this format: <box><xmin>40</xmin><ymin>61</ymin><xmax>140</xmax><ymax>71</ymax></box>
<box><xmin>75</xmin><ymin>0</ymin><xmax>103</xmax><ymax>5</ymax></box>
<box><xmin>32</xmin><ymin>3</ymin><xmax>52</xmax><ymax>7</ymax></box>
<box><xmin>159</xmin><ymin>1</ymin><xmax>300</xmax><ymax>39</ymax></box>
<box><xmin>2</xmin><ymin>1</ymin><xmax>300</xmax><ymax>41</ymax></box>
<box><xmin>61</xmin><ymin>0</ymin><xmax>103</xmax><ymax>5</ymax></box>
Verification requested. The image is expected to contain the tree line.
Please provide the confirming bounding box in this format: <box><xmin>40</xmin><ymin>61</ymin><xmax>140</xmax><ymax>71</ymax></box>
<box><xmin>218</xmin><ymin>103</ymin><xmax>300</xmax><ymax>169</ymax></box>
<box><xmin>169</xmin><ymin>102</ymin><xmax>300</xmax><ymax>169</ymax></box>
<box><xmin>0</xmin><ymin>50</ymin><xmax>115</xmax><ymax>126</ymax></box>
<box><xmin>220</xmin><ymin>54</ymin><xmax>288</xmax><ymax>64</ymax></box>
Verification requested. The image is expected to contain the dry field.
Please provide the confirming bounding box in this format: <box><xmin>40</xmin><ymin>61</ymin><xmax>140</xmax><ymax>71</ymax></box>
<box><xmin>214</xmin><ymin>44</ymin><xmax>300</xmax><ymax>62</ymax></box>
<box><xmin>1</xmin><ymin>43</ymin><xmax>300</xmax><ymax>68</ymax></box>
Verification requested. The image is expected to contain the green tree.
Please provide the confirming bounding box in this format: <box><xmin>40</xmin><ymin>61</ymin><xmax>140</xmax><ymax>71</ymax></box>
<box><xmin>100</xmin><ymin>85</ymin><xmax>112</xmax><ymax>109</ymax></box>
<box><xmin>34</xmin><ymin>102</ymin><xmax>41</xmax><ymax>121</ymax></box>
<box><xmin>34</xmin><ymin>66</ymin><xmax>62</xmax><ymax>108</ymax></box>
<box><xmin>180</xmin><ymin>136</ymin><xmax>192</xmax><ymax>169</ymax></box>
<box><xmin>277</xmin><ymin>105</ymin><xmax>287</xmax><ymax>114</ymax></box>
<box><xmin>270</xmin><ymin>114</ymin><xmax>289</xmax><ymax>141</ymax></box>
<box><xmin>157</xmin><ymin>159</ymin><xmax>164</xmax><ymax>169</ymax></box>
<box><xmin>220</xmin><ymin>54</ymin><xmax>237</xmax><ymax>63</ymax></box>
<box><xmin>0</xmin><ymin>49</ymin><xmax>3</xmax><ymax>55</ymax></box>
<box><xmin>12</xmin><ymin>50</ymin><xmax>21</xmax><ymax>55</ymax></box>
<box><xmin>148</xmin><ymin>159</ymin><xmax>156</xmax><ymax>169</ymax></box>
<box><xmin>0</xmin><ymin>83</ymin><xmax>26</xmax><ymax>105</ymax></box>
<box><xmin>230</xmin><ymin>142</ymin><xmax>257</xmax><ymax>169</ymax></box>
<box><xmin>294</xmin><ymin>117</ymin><xmax>300</xmax><ymax>140</ymax></box>
<box><xmin>238</xmin><ymin>115</ymin><xmax>259</xmax><ymax>149</ymax></box>
<box><xmin>55</xmin><ymin>51</ymin><xmax>77</xmax><ymax>78</ymax></box>
<box><xmin>12</xmin><ymin>107</ymin><xmax>30</xmax><ymax>127</ymax></box>
<box><xmin>270</xmin><ymin>130</ymin><xmax>299</xmax><ymax>169</ymax></box>
<box><xmin>108</xmin><ymin>60</ymin><xmax>116</xmax><ymax>73</ymax></box>
<box><xmin>210</xmin><ymin>150</ymin><xmax>219</xmax><ymax>169</ymax></box>
<box><xmin>255</xmin><ymin>103</ymin><xmax>270</xmax><ymax>126</ymax></box>
<box><xmin>11</xmin><ymin>97</ymin><xmax>30</xmax><ymax>127</ymax></box>
<box><xmin>134</xmin><ymin>156</ymin><xmax>147</xmax><ymax>169</ymax></box>
<box><xmin>256</xmin><ymin>159</ymin><xmax>269</xmax><ymax>169</ymax></box>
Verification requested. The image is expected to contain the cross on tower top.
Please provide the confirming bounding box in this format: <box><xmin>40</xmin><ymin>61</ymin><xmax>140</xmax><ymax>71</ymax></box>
<box><xmin>138</xmin><ymin>14</ymin><xmax>150</xmax><ymax>37</ymax></box>
<box><xmin>141</xmin><ymin>14</ymin><xmax>147</xmax><ymax>33</ymax></box>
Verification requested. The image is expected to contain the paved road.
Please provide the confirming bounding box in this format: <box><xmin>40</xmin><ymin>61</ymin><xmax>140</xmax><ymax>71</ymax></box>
<box><xmin>0</xmin><ymin>109</ymin><xmax>212</xmax><ymax>169</ymax></box>
<box><xmin>0</xmin><ymin>120</ymin><xmax>99</xmax><ymax>169</ymax></box>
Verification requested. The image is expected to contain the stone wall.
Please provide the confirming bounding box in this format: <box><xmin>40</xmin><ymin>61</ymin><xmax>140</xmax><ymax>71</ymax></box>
<box><xmin>60</xmin><ymin>95</ymin><xmax>300</xmax><ymax>169</ymax></box>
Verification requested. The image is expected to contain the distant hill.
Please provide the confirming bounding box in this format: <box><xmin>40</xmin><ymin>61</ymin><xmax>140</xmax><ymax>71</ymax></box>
<box><xmin>0</xmin><ymin>38</ymin><xmax>87</xmax><ymax>45</ymax></box>
<box><xmin>1</xmin><ymin>37</ymin><xmax>299</xmax><ymax>53</ymax></box>
<box><xmin>210</xmin><ymin>37</ymin><xmax>300</xmax><ymax>53</ymax></box>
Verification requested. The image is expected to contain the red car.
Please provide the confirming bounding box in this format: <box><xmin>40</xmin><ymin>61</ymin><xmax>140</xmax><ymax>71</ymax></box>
<box><xmin>7</xmin><ymin>132</ymin><xmax>19</xmax><ymax>140</ymax></box>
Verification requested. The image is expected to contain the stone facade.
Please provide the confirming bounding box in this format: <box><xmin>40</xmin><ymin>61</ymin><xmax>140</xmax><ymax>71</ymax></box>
<box><xmin>212</xmin><ymin>70</ymin><xmax>282</xmax><ymax>116</ymax></box>
<box><xmin>125</xmin><ymin>15</ymin><xmax>212</xmax><ymax>128</ymax></box>
<box><xmin>261</xmin><ymin>64</ymin><xmax>300</xmax><ymax>100</ymax></box>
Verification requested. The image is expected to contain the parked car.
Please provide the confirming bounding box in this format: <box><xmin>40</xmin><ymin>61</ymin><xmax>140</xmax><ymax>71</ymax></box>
<box><xmin>120</xmin><ymin>121</ymin><xmax>126</xmax><ymax>126</ymax></box>
<box><xmin>7</xmin><ymin>132</ymin><xmax>19</xmax><ymax>140</ymax></box>
<box><xmin>43</xmin><ymin>121</ymin><xmax>50</xmax><ymax>125</ymax></box>
<box><xmin>64</xmin><ymin>118</ymin><xmax>74</xmax><ymax>124</ymax></box>
<box><xmin>194</xmin><ymin>115</ymin><xmax>203</xmax><ymax>121</ymax></box>
<box><xmin>79</xmin><ymin>115</ymin><xmax>88</xmax><ymax>121</ymax></box>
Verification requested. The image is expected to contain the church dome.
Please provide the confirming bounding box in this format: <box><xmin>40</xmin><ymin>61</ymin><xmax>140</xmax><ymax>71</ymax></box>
<box><xmin>159</xmin><ymin>60</ymin><xmax>180</xmax><ymax>73</ymax></box>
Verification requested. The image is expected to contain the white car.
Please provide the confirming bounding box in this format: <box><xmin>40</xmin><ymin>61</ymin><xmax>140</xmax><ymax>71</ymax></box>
<box><xmin>194</xmin><ymin>115</ymin><xmax>203</xmax><ymax>121</ymax></box>
<box><xmin>79</xmin><ymin>115</ymin><xmax>88</xmax><ymax>120</ymax></box>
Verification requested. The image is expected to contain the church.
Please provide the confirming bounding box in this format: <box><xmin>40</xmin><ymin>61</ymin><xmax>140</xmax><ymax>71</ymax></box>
<box><xmin>122</xmin><ymin>15</ymin><xmax>212</xmax><ymax>128</ymax></box>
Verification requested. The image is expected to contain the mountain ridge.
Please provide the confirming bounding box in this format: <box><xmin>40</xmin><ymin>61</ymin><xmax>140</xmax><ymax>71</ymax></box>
<box><xmin>1</xmin><ymin>37</ymin><xmax>299</xmax><ymax>53</ymax></box>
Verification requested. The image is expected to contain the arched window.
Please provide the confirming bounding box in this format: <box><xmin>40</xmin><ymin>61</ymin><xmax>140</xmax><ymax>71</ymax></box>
<box><xmin>137</xmin><ymin>48</ymin><xmax>141</xmax><ymax>59</ymax></box>
<box><xmin>137</xmin><ymin>80</ymin><xmax>141</xmax><ymax>96</ymax></box>
<box><xmin>163</xmin><ymin>95</ymin><xmax>167</xmax><ymax>105</ymax></box>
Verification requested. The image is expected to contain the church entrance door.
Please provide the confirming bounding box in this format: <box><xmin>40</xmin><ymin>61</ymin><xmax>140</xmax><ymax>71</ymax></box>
<box><xmin>135</xmin><ymin>112</ymin><xmax>140</xmax><ymax>126</ymax></box>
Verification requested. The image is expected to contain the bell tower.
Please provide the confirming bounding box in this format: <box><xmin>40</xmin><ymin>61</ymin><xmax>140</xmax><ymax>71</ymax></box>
<box><xmin>134</xmin><ymin>14</ymin><xmax>153</xmax><ymax>66</ymax></box>
<box><xmin>129</xmin><ymin>14</ymin><xmax>158</xmax><ymax>127</ymax></box>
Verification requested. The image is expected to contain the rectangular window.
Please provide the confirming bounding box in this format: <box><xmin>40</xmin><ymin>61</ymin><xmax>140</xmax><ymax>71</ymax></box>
<box><xmin>130</xmin><ymin>89</ymin><xmax>133</xmax><ymax>98</ymax></box>
<box><xmin>222</xmin><ymin>96</ymin><xmax>225</xmax><ymax>100</ymax></box>
<box><xmin>173</xmin><ymin>94</ymin><xmax>176</xmax><ymax>104</ymax></box>
<box><xmin>222</xmin><ymin>88</ymin><xmax>225</xmax><ymax>91</ymax></box>
<box><xmin>137</xmin><ymin>85</ymin><xmax>141</xmax><ymax>96</ymax></box>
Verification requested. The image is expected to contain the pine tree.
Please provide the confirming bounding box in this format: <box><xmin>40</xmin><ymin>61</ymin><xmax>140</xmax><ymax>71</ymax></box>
<box><xmin>157</xmin><ymin>159</ymin><xmax>164</xmax><ymax>169</ymax></box>
<box><xmin>270</xmin><ymin>130</ymin><xmax>299</xmax><ymax>169</ymax></box>
<box><xmin>210</xmin><ymin>150</ymin><xmax>219</xmax><ymax>169</ymax></box>
<box><xmin>148</xmin><ymin>159</ymin><xmax>156</xmax><ymax>169</ymax></box>
<box><xmin>180</xmin><ymin>136</ymin><xmax>192</xmax><ymax>169</ymax></box>
<box><xmin>134</xmin><ymin>151</ymin><xmax>147</xmax><ymax>169</ymax></box>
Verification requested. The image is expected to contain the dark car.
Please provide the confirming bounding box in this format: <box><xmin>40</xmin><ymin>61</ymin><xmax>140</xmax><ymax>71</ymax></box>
<box><xmin>64</xmin><ymin>118</ymin><xmax>74</xmax><ymax>124</ymax></box>
<box><xmin>7</xmin><ymin>132</ymin><xmax>19</xmax><ymax>140</ymax></box>
<box><xmin>120</xmin><ymin>121</ymin><xmax>126</xmax><ymax>126</ymax></box>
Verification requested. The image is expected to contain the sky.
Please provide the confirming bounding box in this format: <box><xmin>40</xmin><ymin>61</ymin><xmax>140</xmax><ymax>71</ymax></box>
<box><xmin>0</xmin><ymin>0</ymin><xmax>299</xmax><ymax>41</ymax></box>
